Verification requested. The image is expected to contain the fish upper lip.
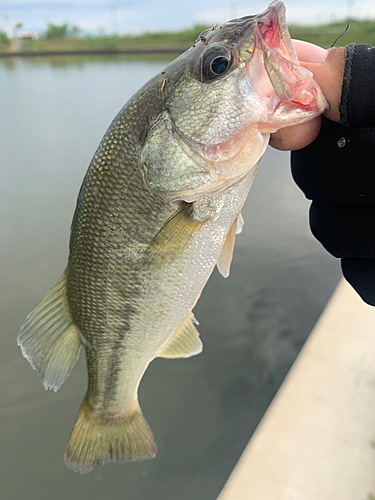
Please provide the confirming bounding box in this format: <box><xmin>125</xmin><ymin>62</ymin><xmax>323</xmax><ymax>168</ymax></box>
<box><xmin>244</xmin><ymin>1</ymin><xmax>321</xmax><ymax>106</ymax></box>
<box><xmin>256</xmin><ymin>7</ymin><xmax>280</xmax><ymax>47</ymax></box>
<box><xmin>253</xmin><ymin>1</ymin><xmax>295</xmax><ymax>62</ymax></box>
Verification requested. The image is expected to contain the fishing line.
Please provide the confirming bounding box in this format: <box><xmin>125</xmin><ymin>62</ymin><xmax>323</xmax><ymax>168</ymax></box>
<box><xmin>330</xmin><ymin>22</ymin><xmax>350</xmax><ymax>47</ymax></box>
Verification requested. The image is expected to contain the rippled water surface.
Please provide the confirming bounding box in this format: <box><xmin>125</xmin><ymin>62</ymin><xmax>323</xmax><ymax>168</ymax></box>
<box><xmin>0</xmin><ymin>55</ymin><xmax>340</xmax><ymax>500</ymax></box>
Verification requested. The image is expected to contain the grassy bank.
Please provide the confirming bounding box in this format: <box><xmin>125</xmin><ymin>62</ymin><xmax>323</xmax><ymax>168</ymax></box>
<box><xmin>1</xmin><ymin>19</ymin><xmax>374</xmax><ymax>55</ymax></box>
<box><xmin>4</xmin><ymin>25</ymin><xmax>209</xmax><ymax>54</ymax></box>
<box><xmin>289</xmin><ymin>20</ymin><xmax>375</xmax><ymax>47</ymax></box>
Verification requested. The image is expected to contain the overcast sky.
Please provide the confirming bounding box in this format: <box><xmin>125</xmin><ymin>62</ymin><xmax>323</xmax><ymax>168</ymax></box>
<box><xmin>1</xmin><ymin>0</ymin><xmax>375</xmax><ymax>35</ymax></box>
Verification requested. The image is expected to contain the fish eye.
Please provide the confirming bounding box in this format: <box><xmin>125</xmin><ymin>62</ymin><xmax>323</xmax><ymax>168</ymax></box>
<box><xmin>211</xmin><ymin>56</ymin><xmax>229</xmax><ymax>75</ymax></box>
<box><xmin>199</xmin><ymin>45</ymin><xmax>233</xmax><ymax>83</ymax></box>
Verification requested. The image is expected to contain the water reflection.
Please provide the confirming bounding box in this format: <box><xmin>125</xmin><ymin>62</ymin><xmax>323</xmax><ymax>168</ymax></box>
<box><xmin>0</xmin><ymin>55</ymin><xmax>340</xmax><ymax>500</ymax></box>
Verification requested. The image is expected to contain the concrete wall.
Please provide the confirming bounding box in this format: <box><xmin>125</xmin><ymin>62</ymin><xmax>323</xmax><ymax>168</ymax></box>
<box><xmin>218</xmin><ymin>279</ymin><xmax>375</xmax><ymax>500</ymax></box>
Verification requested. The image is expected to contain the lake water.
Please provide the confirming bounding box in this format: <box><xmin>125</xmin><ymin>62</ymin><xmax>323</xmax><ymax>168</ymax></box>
<box><xmin>0</xmin><ymin>55</ymin><xmax>340</xmax><ymax>500</ymax></box>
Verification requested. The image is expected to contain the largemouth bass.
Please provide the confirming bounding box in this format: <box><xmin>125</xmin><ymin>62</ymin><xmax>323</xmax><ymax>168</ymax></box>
<box><xmin>18</xmin><ymin>1</ymin><xmax>326</xmax><ymax>473</ymax></box>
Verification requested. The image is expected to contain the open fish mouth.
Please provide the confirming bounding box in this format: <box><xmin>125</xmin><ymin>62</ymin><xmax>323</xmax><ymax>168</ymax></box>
<box><xmin>191</xmin><ymin>2</ymin><xmax>324</xmax><ymax>151</ymax></box>
<box><xmin>247</xmin><ymin>0</ymin><xmax>321</xmax><ymax>106</ymax></box>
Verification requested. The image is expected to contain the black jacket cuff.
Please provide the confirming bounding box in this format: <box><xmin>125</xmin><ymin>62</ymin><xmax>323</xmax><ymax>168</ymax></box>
<box><xmin>340</xmin><ymin>44</ymin><xmax>375</xmax><ymax>127</ymax></box>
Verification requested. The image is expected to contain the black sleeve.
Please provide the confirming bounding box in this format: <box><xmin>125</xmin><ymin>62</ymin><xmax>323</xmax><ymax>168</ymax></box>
<box><xmin>340</xmin><ymin>44</ymin><xmax>375</xmax><ymax>127</ymax></box>
<box><xmin>291</xmin><ymin>44</ymin><xmax>375</xmax><ymax>305</ymax></box>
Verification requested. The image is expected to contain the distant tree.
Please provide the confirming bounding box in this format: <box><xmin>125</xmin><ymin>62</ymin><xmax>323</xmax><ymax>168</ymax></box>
<box><xmin>0</xmin><ymin>31</ymin><xmax>10</xmax><ymax>50</ymax></box>
<box><xmin>45</xmin><ymin>22</ymin><xmax>70</xmax><ymax>39</ymax></box>
<box><xmin>13</xmin><ymin>21</ymin><xmax>23</xmax><ymax>39</ymax></box>
<box><xmin>0</xmin><ymin>31</ymin><xmax>9</xmax><ymax>43</ymax></box>
<box><xmin>70</xmin><ymin>24</ymin><xmax>81</xmax><ymax>37</ymax></box>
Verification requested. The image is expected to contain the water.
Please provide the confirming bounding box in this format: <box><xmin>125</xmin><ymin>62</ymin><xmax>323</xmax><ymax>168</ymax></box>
<box><xmin>0</xmin><ymin>55</ymin><xmax>340</xmax><ymax>500</ymax></box>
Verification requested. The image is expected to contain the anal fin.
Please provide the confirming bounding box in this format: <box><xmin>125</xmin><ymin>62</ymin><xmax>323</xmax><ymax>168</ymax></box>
<box><xmin>17</xmin><ymin>272</ymin><xmax>82</xmax><ymax>392</ymax></box>
<box><xmin>158</xmin><ymin>314</ymin><xmax>202</xmax><ymax>358</ymax></box>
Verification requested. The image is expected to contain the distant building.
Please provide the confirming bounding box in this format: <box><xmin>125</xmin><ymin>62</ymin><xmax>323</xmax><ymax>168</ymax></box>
<box><xmin>16</xmin><ymin>31</ymin><xmax>39</xmax><ymax>40</ymax></box>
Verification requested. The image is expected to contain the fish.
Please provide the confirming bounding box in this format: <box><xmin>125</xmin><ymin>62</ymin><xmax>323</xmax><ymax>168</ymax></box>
<box><xmin>17</xmin><ymin>0</ymin><xmax>326</xmax><ymax>473</ymax></box>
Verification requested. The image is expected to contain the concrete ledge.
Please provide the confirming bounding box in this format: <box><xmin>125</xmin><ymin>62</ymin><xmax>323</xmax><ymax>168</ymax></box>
<box><xmin>218</xmin><ymin>279</ymin><xmax>375</xmax><ymax>500</ymax></box>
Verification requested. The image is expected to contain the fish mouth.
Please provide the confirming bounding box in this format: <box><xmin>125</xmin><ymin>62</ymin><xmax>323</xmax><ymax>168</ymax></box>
<box><xmin>254</xmin><ymin>1</ymin><xmax>296</xmax><ymax>61</ymax></box>
<box><xmin>177</xmin><ymin>3</ymin><xmax>324</xmax><ymax>177</ymax></box>
<box><xmin>245</xmin><ymin>1</ymin><xmax>321</xmax><ymax>106</ymax></box>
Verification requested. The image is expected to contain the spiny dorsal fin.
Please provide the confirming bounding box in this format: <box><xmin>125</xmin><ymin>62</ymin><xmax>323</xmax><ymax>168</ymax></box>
<box><xmin>158</xmin><ymin>314</ymin><xmax>202</xmax><ymax>358</ymax></box>
<box><xmin>17</xmin><ymin>272</ymin><xmax>82</xmax><ymax>392</ymax></box>
<box><xmin>216</xmin><ymin>218</ymin><xmax>238</xmax><ymax>278</ymax></box>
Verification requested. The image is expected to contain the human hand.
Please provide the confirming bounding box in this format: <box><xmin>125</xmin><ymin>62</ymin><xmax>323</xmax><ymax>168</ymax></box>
<box><xmin>269</xmin><ymin>43</ymin><xmax>346</xmax><ymax>151</ymax></box>
<box><xmin>272</xmin><ymin>41</ymin><xmax>375</xmax><ymax>306</ymax></box>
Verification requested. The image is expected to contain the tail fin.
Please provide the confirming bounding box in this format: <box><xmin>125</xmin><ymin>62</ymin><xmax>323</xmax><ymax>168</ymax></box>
<box><xmin>64</xmin><ymin>396</ymin><xmax>157</xmax><ymax>473</ymax></box>
<box><xmin>17</xmin><ymin>272</ymin><xmax>82</xmax><ymax>392</ymax></box>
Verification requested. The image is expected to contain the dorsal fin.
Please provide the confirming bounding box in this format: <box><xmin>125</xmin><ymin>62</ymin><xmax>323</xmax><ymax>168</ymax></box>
<box><xmin>158</xmin><ymin>314</ymin><xmax>202</xmax><ymax>358</ymax></box>
<box><xmin>17</xmin><ymin>272</ymin><xmax>82</xmax><ymax>392</ymax></box>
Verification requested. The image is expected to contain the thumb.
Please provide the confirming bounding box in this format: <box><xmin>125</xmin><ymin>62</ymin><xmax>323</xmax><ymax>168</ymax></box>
<box><xmin>293</xmin><ymin>42</ymin><xmax>346</xmax><ymax>122</ymax></box>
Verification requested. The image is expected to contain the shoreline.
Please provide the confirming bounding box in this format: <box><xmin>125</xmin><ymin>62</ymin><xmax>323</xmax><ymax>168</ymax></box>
<box><xmin>0</xmin><ymin>47</ymin><xmax>187</xmax><ymax>58</ymax></box>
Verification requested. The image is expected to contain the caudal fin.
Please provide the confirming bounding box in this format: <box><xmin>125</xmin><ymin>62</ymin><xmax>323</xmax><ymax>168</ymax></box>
<box><xmin>64</xmin><ymin>396</ymin><xmax>157</xmax><ymax>473</ymax></box>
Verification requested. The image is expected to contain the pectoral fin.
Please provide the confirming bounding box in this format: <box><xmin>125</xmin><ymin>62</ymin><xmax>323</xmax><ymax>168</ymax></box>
<box><xmin>158</xmin><ymin>314</ymin><xmax>202</xmax><ymax>358</ymax></box>
<box><xmin>216</xmin><ymin>218</ymin><xmax>238</xmax><ymax>278</ymax></box>
<box><xmin>146</xmin><ymin>208</ymin><xmax>204</xmax><ymax>264</ymax></box>
<box><xmin>236</xmin><ymin>212</ymin><xmax>244</xmax><ymax>235</ymax></box>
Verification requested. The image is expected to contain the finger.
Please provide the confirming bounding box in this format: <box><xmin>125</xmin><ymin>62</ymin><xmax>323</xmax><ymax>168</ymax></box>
<box><xmin>292</xmin><ymin>39</ymin><xmax>327</xmax><ymax>63</ymax></box>
<box><xmin>269</xmin><ymin>116</ymin><xmax>322</xmax><ymax>151</ymax></box>
<box><xmin>295</xmin><ymin>47</ymin><xmax>346</xmax><ymax>122</ymax></box>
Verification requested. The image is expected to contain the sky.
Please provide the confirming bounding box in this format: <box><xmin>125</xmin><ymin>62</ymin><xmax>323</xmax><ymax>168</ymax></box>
<box><xmin>1</xmin><ymin>0</ymin><xmax>375</xmax><ymax>36</ymax></box>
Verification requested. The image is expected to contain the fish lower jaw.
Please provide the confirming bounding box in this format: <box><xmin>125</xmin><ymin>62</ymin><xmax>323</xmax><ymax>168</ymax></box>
<box><xmin>168</xmin><ymin>158</ymin><xmax>261</xmax><ymax>204</ymax></box>
<box><xmin>196</xmin><ymin>124</ymin><xmax>264</xmax><ymax>162</ymax></box>
<box><xmin>186</xmin><ymin>131</ymin><xmax>268</xmax><ymax>201</ymax></box>
<box><xmin>166</xmin><ymin>126</ymin><xmax>268</xmax><ymax>203</ymax></box>
<box><xmin>255</xmin><ymin>85</ymin><xmax>327</xmax><ymax>134</ymax></box>
<box><xmin>207</xmin><ymin>129</ymin><xmax>268</xmax><ymax>180</ymax></box>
